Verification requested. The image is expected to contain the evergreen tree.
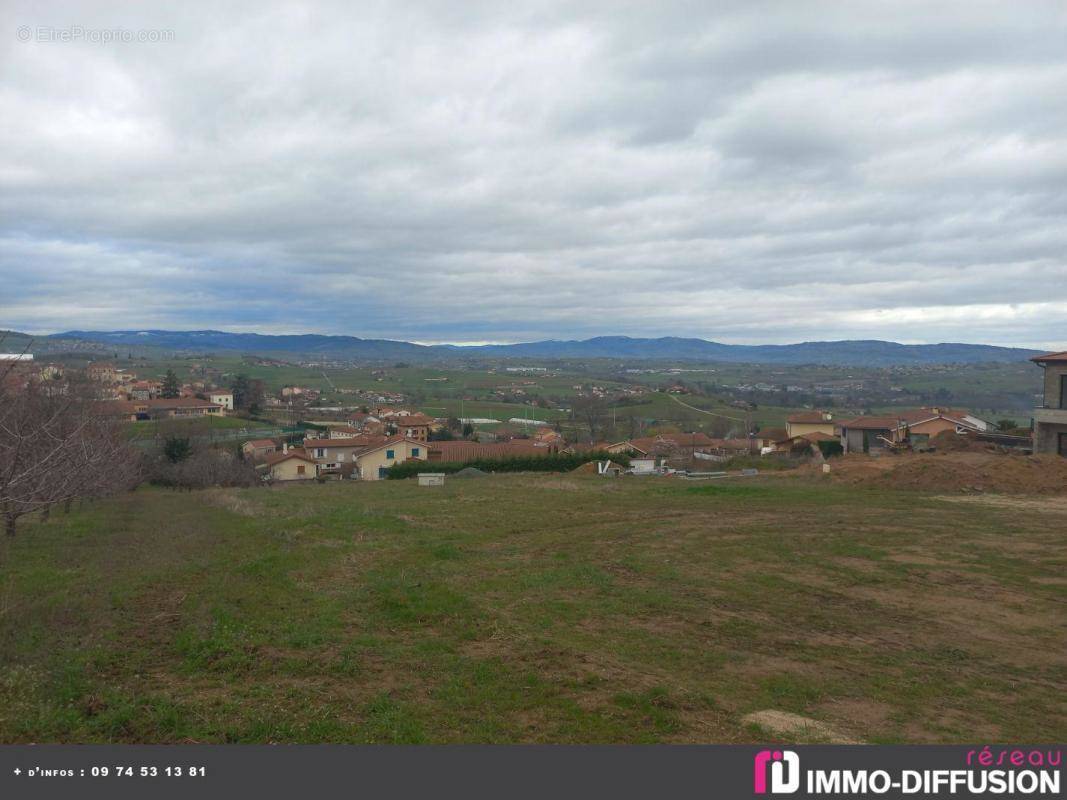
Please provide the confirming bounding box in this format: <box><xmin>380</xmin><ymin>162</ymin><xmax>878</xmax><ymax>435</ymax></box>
<box><xmin>163</xmin><ymin>436</ymin><xmax>192</xmax><ymax>463</ymax></box>
<box><xmin>161</xmin><ymin>369</ymin><xmax>180</xmax><ymax>399</ymax></box>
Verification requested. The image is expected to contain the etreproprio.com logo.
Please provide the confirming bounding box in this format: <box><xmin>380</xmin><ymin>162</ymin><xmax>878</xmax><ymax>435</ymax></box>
<box><xmin>754</xmin><ymin>749</ymin><xmax>1062</xmax><ymax>795</ymax></box>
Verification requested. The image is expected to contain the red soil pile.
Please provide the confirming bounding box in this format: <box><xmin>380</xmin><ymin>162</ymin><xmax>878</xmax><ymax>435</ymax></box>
<box><xmin>822</xmin><ymin>452</ymin><xmax>1067</xmax><ymax>495</ymax></box>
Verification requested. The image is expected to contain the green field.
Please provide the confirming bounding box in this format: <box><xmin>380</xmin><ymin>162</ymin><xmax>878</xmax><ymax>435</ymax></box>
<box><xmin>104</xmin><ymin>351</ymin><xmax>1042</xmax><ymax>442</ymax></box>
<box><xmin>1</xmin><ymin>475</ymin><xmax>1063</xmax><ymax>744</ymax></box>
<box><xmin>129</xmin><ymin>415</ymin><xmax>256</xmax><ymax>433</ymax></box>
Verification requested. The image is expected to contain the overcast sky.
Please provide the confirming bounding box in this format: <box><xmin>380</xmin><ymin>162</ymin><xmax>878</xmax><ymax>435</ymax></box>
<box><xmin>2</xmin><ymin>1</ymin><xmax>1066</xmax><ymax>347</ymax></box>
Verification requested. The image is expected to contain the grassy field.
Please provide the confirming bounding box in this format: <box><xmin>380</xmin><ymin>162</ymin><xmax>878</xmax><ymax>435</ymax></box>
<box><xmin>2</xmin><ymin>474</ymin><xmax>1063</xmax><ymax>744</ymax></box>
<box><xmin>126</xmin><ymin>415</ymin><xmax>257</xmax><ymax>434</ymax></box>
<box><xmin>116</xmin><ymin>352</ymin><xmax>1040</xmax><ymax>439</ymax></box>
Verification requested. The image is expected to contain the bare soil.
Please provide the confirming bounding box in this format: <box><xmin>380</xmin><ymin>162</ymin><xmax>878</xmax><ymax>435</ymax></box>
<box><xmin>816</xmin><ymin>451</ymin><xmax>1067</xmax><ymax>494</ymax></box>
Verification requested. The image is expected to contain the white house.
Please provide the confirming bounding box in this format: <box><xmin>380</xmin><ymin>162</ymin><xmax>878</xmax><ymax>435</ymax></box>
<box><xmin>209</xmin><ymin>391</ymin><xmax>234</xmax><ymax>411</ymax></box>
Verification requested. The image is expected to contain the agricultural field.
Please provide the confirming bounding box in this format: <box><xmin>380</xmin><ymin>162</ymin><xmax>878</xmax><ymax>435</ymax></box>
<box><xmin>91</xmin><ymin>350</ymin><xmax>1043</xmax><ymax>442</ymax></box>
<box><xmin>1</xmin><ymin>465</ymin><xmax>1063</xmax><ymax>744</ymax></box>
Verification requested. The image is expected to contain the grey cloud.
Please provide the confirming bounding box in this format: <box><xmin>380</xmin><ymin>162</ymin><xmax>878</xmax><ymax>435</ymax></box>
<box><xmin>1</xmin><ymin>0</ymin><xmax>1066</xmax><ymax>347</ymax></box>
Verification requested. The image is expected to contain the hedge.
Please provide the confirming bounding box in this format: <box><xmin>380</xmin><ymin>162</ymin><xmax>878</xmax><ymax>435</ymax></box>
<box><xmin>385</xmin><ymin>450</ymin><xmax>630</xmax><ymax>480</ymax></box>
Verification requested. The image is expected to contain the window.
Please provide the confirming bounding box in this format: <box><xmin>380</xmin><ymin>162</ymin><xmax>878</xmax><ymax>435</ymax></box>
<box><xmin>386</xmin><ymin>449</ymin><xmax>395</xmax><ymax>459</ymax></box>
<box><xmin>315</xmin><ymin>448</ymin><xmax>325</xmax><ymax>458</ymax></box>
<box><xmin>296</xmin><ymin>465</ymin><xmax>305</xmax><ymax>475</ymax></box>
<box><xmin>412</xmin><ymin>447</ymin><xmax>420</xmax><ymax>457</ymax></box>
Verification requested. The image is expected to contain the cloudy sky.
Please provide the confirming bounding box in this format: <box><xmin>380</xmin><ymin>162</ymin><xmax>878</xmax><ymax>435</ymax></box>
<box><xmin>3</xmin><ymin>1</ymin><xmax>1066</xmax><ymax>346</ymax></box>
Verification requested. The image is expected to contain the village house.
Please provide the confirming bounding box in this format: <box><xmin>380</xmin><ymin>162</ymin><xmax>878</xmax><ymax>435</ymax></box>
<box><xmin>837</xmin><ymin>416</ymin><xmax>899</xmax><ymax>454</ymax></box>
<box><xmin>129</xmin><ymin>380</ymin><xmax>162</xmax><ymax>400</ymax></box>
<box><xmin>1031</xmin><ymin>351</ymin><xmax>1067</xmax><ymax>456</ymax></box>
<box><xmin>355</xmin><ymin>437</ymin><xmax>428</xmax><ymax>480</ymax></box>
<box><xmin>96</xmin><ymin>399</ymin><xmax>145</xmax><ymax>421</ymax></box>
<box><xmin>838</xmin><ymin>408</ymin><xmax>989</xmax><ymax>453</ymax></box>
<box><xmin>242</xmin><ymin>439</ymin><xmax>279</xmax><ymax>461</ymax></box>
<box><xmin>533</xmin><ymin>428</ymin><xmax>564</xmax><ymax>446</ymax></box>
<box><xmin>87</xmin><ymin>362</ymin><xmax>117</xmax><ymax>382</ymax></box>
<box><xmin>257</xmin><ymin>449</ymin><xmax>317</xmax><ymax>481</ymax></box>
<box><xmin>302</xmin><ymin>435</ymin><xmax>388</xmax><ymax>478</ymax></box>
<box><xmin>346</xmin><ymin>411</ymin><xmax>383</xmax><ymax>432</ymax></box>
<box><xmin>601</xmin><ymin>440</ymin><xmax>644</xmax><ymax>455</ymax></box>
<box><xmin>209</xmin><ymin>391</ymin><xmax>234</xmax><ymax>410</ymax></box>
<box><xmin>902</xmin><ymin>408</ymin><xmax>989</xmax><ymax>448</ymax></box>
<box><xmin>753</xmin><ymin>428</ymin><xmax>788</xmax><ymax>451</ymax></box>
<box><xmin>104</xmin><ymin>397</ymin><xmax>225</xmax><ymax>420</ymax></box>
<box><xmin>145</xmin><ymin>397</ymin><xmax>225</xmax><ymax>418</ymax></box>
<box><xmin>785</xmin><ymin>411</ymin><xmax>835</xmax><ymax>438</ymax></box>
<box><xmin>388</xmin><ymin>413</ymin><xmax>434</xmax><ymax>442</ymax></box>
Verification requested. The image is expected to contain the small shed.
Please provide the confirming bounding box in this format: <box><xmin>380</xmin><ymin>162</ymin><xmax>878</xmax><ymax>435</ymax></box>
<box><xmin>630</xmin><ymin>457</ymin><xmax>659</xmax><ymax>475</ymax></box>
<box><xmin>417</xmin><ymin>472</ymin><xmax>446</xmax><ymax>487</ymax></box>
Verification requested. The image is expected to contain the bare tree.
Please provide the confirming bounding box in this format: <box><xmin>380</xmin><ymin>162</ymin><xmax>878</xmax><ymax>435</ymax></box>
<box><xmin>0</xmin><ymin>353</ymin><xmax>141</xmax><ymax>550</ymax></box>
<box><xmin>149</xmin><ymin>444</ymin><xmax>258</xmax><ymax>490</ymax></box>
<box><xmin>573</xmin><ymin>396</ymin><xmax>608</xmax><ymax>443</ymax></box>
<box><xmin>626</xmin><ymin>413</ymin><xmax>645</xmax><ymax>441</ymax></box>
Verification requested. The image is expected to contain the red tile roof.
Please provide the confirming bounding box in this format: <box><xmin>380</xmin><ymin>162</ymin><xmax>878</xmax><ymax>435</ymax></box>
<box><xmin>429</xmin><ymin>441</ymin><xmax>548</xmax><ymax>461</ymax></box>
<box><xmin>1031</xmin><ymin>351</ymin><xmax>1067</xmax><ymax>363</ymax></box>
<box><xmin>756</xmin><ymin>427</ymin><xmax>788</xmax><ymax>441</ymax></box>
<box><xmin>629</xmin><ymin>433</ymin><xmax>717</xmax><ymax>452</ymax></box>
<box><xmin>303</xmin><ymin>435</ymin><xmax>387</xmax><ymax>449</ymax></box>
<box><xmin>262</xmin><ymin>449</ymin><xmax>314</xmax><ymax>466</ymax></box>
<box><xmin>390</xmin><ymin>414</ymin><xmax>434</xmax><ymax>427</ymax></box>
<box><xmin>840</xmin><ymin>408</ymin><xmax>979</xmax><ymax>430</ymax></box>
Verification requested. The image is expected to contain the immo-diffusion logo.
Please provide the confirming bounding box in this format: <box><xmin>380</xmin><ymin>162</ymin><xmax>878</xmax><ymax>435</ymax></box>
<box><xmin>754</xmin><ymin>750</ymin><xmax>800</xmax><ymax>794</ymax></box>
<box><xmin>751</xmin><ymin>747</ymin><xmax>1061</xmax><ymax>796</ymax></box>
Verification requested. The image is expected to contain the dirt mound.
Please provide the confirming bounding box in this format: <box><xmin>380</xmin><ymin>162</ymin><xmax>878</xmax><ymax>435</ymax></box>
<box><xmin>452</xmin><ymin>467</ymin><xmax>488</xmax><ymax>479</ymax></box>
<box><xmin>928</xmin><ymin>429</ymin><xmax>996</xmax><ymax>453</ymax></box>
<box><xmin>825</xmin><ymin>452</ymin><xmax>1067</xmax><ymax>494</ymax></box>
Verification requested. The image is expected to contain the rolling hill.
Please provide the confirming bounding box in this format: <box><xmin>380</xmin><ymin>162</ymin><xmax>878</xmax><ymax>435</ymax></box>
<box><xmin>33</xmin><ymin>329</ymin><xmax>1043</xmax><ymax>365</ymax></box>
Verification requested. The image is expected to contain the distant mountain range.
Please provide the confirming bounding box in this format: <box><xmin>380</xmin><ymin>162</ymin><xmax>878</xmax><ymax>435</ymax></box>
<box><xmin>27</xmin><ymin>329</ymin><xmax>1043</xmax><ymax>366</ymax></box>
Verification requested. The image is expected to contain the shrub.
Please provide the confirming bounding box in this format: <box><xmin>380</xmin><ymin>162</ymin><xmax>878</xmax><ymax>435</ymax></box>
<box><xmin>149</xmin><ymin>449</ymin><xmax>259</xmax><ymax>490</ymax></box>
<box><xmin>385</xmin><ymin>451</ymin><xmax>629</xmax><ymax>480</ymax></box>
